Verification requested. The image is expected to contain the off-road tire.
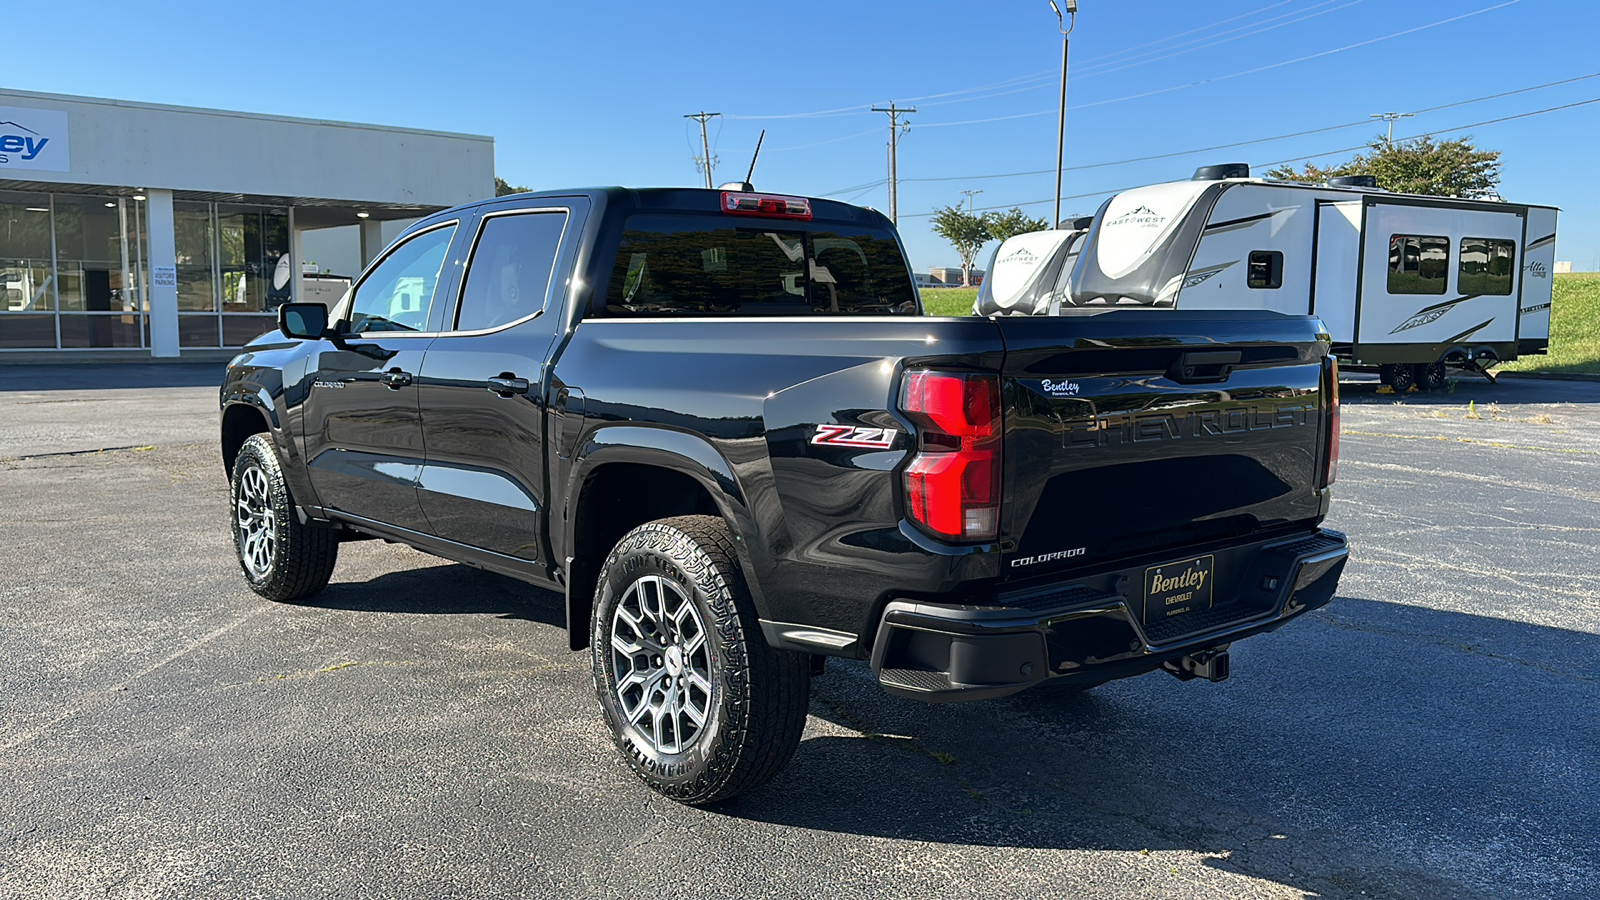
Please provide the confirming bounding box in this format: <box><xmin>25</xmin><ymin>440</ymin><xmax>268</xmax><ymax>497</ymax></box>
<box><xmin>230</xmin><ymin>433</ymin><xmax>338</xmax><ymax>602</ymax></box>
<box><xmin>1412</xmin><ymin>362</ymin><xmax>1447</xmax><ymax>392</ymax></box>
<box><xmin>591</xmin><ymin>515</ymin><xmax>810</xmax><ymax>805</ymax></box>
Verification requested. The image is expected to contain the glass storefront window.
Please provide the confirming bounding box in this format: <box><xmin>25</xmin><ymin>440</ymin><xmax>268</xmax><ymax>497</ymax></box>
<box><xmin>0</xmin><ymin>190</ymin><xmax>56</xmax><ymax>314</ymax></box>
<box><xmin>0</xmin><ymin>191</ymin><xmax>148</xmax><ymax>350</ymax></box>
<box><xmin>175</xmin><ymin>202</ymin><xmax>216</xmax><ymax>313</ymax></box>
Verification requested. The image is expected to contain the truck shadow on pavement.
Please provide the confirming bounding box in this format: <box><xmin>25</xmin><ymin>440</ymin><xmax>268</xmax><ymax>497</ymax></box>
<box><xmin>718</xmin><ymin>595</ymin><xmax>1596</xmax><ymax>898</ymax></box>
<box><xmin>282</xmin><ymin>561</ymin><xmax>568</xmax><ymax>629</ymax></box>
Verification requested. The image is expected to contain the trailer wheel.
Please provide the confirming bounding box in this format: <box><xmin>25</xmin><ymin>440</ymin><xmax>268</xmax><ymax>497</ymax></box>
<box><xmin>1413</xmin><ymin>362</ymin><xmax>1447</xmax><ymax>392</ymax></box>
<box><xmin>1381</xmin><ymin>363</ymin><xmax>1415</xmax><ymax>393</ymax></box>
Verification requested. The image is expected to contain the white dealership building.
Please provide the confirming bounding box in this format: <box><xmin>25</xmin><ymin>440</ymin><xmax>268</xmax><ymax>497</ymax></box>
<box><xmin>0</xmin><ymin>89</ymin><xmax>494</xmax><ymax>358</ymax></box>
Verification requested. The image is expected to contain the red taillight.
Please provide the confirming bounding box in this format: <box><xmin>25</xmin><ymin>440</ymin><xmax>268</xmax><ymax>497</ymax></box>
<box><xmin>901</xmin><ymin>371</ymin><xmax>1002</xmax><ymax>541</ymax></box>
<box><xmin>721</xmin><ymin>191</ymin><xmax>813</xmax><ymax>220</ymax></box>
<box><xmin>1324</xmin><ymin>357</ymin><xmax>1341</xmax><ymax>487</ymax></box>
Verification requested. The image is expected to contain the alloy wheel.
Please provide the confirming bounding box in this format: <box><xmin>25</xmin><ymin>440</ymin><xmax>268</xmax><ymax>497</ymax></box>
<box><xmin>235</xmin><ymin>464</ymin><xmax>277</xmax><ymax>579</ymax></box>
<box><xmin>610</xmin><ymin>574</ymin><xmax>714</xmax><ymax>755</ymax></box>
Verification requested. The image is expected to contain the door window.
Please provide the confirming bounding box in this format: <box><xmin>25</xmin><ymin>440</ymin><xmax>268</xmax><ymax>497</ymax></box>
<box><xmin>343</xmin><ymin>223</ymin><xmax>457</xmax><ymax>333</ymax></box>
<box><xmin>1458</xmin><ymin>237</ymin><xmax>1515</xmax><ymax>295</ymax></box>
<box><xmin>454</xmin><ymin>211</ymin><xmax>568</xmax><ymax>332</ymax></box>
<box><xmin>1387</xmin><ymin>235</ymin><xmax>1448</xmax><ymax>295</ymax></box>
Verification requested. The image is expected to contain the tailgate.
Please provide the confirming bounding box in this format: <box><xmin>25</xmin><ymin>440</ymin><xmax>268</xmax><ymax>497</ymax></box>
<box><xmin>993</xmin><ymin>310</ymin><xmax>1331</xmax><ymax>579</ymax></box>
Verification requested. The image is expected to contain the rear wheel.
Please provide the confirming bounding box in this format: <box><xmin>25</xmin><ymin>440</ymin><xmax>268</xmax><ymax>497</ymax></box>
<box><xmin>591</xmin><ymin>516</ymin><xmax>810</xmax><ymax>804</ymax></box>
<box><xmin>231</xmin><ymin>433</ymin><xmax>338</xmax><ymax>601</ymax></box>
<box><xmin>1413</xmin><ymin>362</ymin><xmax>1447</xmax><ymax>392</ymax></box>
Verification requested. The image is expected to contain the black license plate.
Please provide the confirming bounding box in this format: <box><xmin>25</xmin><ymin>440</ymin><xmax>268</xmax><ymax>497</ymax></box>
<box><xmin>1143</xmin><ymin>555</ymin><xmax>1215</xmax><ymax>624</ymax></box>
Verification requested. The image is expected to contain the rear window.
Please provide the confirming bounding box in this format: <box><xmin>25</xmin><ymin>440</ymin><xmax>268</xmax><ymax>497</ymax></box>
<box><xmin>599</xmin><ymin>216</ymin><xmax>917</xmax><ymax>317</ymax></box>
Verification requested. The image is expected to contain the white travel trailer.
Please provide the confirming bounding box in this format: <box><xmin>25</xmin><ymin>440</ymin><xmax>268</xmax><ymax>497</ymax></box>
<box><xmin>976</xmin><ymin>164</ymin><xmax>1558</xmax><ymax>389</ymax></box>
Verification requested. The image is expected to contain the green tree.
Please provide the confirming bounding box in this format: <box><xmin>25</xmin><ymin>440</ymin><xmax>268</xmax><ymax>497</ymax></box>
<box><xmin>985</xmin><ymin>207</ymin><xmax>1050</xmax><ymax>243</ymax></box>
<box><xmin>1267</xmin><ymin>135</ymin><xmax>1501</xmax><ymax>198</ymax></box>
<box><xmin>930</xmin><ymin>205</ymin><xmax>992</xmax><ymax>286</ymax></box>
<box><xmin>495</xmin><ymin>177</ymin><xmax>530</xmax><ymax>197</ymax></box>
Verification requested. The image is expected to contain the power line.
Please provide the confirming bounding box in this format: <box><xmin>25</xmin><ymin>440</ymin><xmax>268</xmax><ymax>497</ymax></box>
<box><xmin>897</xmin><ymin>93</ymin><xmax>1600</xmax><ymax>219</ymax></box>
<box><xmin>899</xmin><ymin>70</ymin><xmax>1600</xmax><ymax>185</ymax></box>
<box><xmin>914</xmin><ymin>1</ymin><xmax>1521</xmax><ymax>129</ymax></box>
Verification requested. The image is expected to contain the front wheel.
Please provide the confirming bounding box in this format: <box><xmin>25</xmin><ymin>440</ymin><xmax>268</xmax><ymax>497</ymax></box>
<box><xmin>231</xmin><ymin>433</ymin><xmax>338</xmax><ymax>601</ymax></box>
<box><xmin>591</xmin><ymin>516</ymin><xmax>810</xmax><ymax>804</ymax></box>
<box><xmin>1380</xmin><ymin>363</ymin><xmax>1415</xmax><ymax>394</ymax></box>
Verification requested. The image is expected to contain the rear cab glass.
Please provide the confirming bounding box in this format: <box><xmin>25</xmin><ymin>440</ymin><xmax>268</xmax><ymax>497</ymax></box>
<box><xmin>598</xmin><ymin>215</ymin><xmax>918</xmax><ymax>317</ymax></box>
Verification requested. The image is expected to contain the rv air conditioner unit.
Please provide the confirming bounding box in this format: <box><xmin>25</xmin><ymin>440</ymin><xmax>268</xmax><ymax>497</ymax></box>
<box><xmin>1192</xmin><ymin>163</ymin><xmax>1250</xmax><ymax>181</ymax></box>
<box><xmin>1328</xmin><ymin>175</ymin><xmax>1378</xmax><ymax>188</ymax></box>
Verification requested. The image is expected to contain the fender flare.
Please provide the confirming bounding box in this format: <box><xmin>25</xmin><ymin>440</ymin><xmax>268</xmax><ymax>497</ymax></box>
<box><xmin>561</xmin><ymin>424</ymin><xmax>769</xmax><ymax>644</ymax></box>
<box><xmin>221</xmin><ymin>379</ymin><xmax>323</xmax><ymax>513</ymax></box>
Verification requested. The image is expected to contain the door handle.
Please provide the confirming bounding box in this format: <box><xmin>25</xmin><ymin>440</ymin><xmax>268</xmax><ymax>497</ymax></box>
<box><xmin>380</xmin><ymin>368</ymin><xmax>413</xmax><ymax>389</ymax></box>
<box><xmin>487</xmin><ymin>374</ymin><xmax>530</xmax><ymax>397</ymax></box>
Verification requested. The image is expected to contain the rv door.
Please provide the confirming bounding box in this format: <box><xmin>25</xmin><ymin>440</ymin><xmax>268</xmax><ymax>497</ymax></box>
<box><xmin>1354</xmin><ymin>199</ymin><xmax>1524</xmax><ymax>364</ymax></box>
<box><xmin>1311</xmin><ymin>201</ymin><xmax>1361</xmax><ymax>346</ymax></box>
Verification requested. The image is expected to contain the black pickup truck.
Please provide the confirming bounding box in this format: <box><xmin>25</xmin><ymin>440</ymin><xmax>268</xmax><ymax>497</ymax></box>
<box><xmin>220</xmin><ymin>187</ymin><xmax>1348</xmax><ymax>803</ymax></box>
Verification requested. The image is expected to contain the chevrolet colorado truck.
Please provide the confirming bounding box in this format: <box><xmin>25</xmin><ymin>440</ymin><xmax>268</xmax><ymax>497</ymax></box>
<box><xmin>220</xmin><ymin>187</ymin><xmax>1348</xmax><ymax>803</ymax></box>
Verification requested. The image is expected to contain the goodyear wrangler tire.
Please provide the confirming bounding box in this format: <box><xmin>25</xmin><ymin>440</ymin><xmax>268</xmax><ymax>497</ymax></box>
<box><xmin>591</xmin><ymin>515</ymin><xmax>810</xmax><ymax>804</ymax></box>
<box><xmin>230</xmin><ymin>433</ymin><xmax>338</xmax><ymax>602</ymax></box>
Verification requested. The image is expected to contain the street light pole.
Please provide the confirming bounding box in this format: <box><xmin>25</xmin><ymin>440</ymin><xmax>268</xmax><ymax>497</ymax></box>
<box><xmin>1050</xmin><ymin>1</ymin><xmax>1078</xmax><ymax>229</ymax></box>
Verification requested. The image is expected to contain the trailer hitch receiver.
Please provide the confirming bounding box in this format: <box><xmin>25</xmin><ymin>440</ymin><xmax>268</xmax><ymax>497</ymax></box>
<box><xmin>1163</xmin><ymin>647</ymin><xmax>1231</xmax><ymax>683</ymax></box>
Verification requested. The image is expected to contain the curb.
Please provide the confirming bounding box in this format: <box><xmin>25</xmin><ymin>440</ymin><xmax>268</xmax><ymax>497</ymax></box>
<box><xmin>1494</xmin><ymin>371</ymin><xmax>1600</xmax><ymax>383</ymax></box>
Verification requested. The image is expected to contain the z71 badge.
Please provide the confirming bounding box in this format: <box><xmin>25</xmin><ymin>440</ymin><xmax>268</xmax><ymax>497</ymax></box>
<box><xmin>811</xmin><ymin>424</ymin><xmax>899</xmax><ymax>449</ymax></box>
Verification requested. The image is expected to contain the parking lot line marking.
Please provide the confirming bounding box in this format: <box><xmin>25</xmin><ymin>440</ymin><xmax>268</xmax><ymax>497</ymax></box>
<box><xmin>0</xmin><ymin>606</ymin><xmax>270</xmax><ymax>754</ymax></box>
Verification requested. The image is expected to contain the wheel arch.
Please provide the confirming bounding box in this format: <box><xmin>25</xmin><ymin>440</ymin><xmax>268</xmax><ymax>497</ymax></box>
<box><xmin>562</xmin><ymin>426</ymin><xmax>766</xmax><ymax>651</ymax></box>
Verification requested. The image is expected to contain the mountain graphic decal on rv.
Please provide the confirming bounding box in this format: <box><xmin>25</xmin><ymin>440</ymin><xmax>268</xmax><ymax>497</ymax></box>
<box><xmin>997</xmin><ymin>247</ymin><xmax>1038</xmax><ymax>266</ymax></box>
<box><xmin>1107</xmin><ymin>205</ymin><xmax>1165</xmax><ymax>228</ymax></box>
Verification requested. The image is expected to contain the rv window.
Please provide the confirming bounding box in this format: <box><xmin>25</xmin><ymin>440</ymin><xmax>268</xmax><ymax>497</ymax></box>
<box><xmin>1387</xmin><ymin>235</ymin><xmax>1448</xmax><ymax>295</ymax></box>
<box><xmin>1458</xmin><ymin>238</ymin><xmax>1515</xmax><ymax>296</ymax></box>
<box><xmin>1247</xmin><ymin>250</ymin><xmax>1283</xmax><ymax>289</ymax></box>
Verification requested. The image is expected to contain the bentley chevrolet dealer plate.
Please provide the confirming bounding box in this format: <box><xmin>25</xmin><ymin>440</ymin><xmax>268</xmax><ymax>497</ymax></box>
<box><xmin>1144</xmin><ymin>555</ymin><xmax>1215</xmax><ymax>623</ymax></box>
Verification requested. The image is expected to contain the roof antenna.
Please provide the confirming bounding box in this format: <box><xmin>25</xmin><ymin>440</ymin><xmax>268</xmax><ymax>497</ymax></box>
<box><xmin>719</xmin><ymin>130</ymin><xmax>764</xmax><ymax>192</ymax></box>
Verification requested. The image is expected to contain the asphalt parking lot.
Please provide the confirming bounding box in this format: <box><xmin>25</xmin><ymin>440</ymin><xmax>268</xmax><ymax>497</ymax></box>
<box><xmin>2</xmin><ymin>364</ymin><xmax>1596</xmax><ymax>899</ymax></box>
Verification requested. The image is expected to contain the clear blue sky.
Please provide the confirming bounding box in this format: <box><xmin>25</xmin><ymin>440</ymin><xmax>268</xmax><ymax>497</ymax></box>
<box><xmin>7</xmin><ymin>0</ymin><xmax>1599</xmax><ymax>271</ymax></box>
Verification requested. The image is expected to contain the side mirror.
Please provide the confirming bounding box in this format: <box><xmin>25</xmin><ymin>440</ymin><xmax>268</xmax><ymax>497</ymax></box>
<box><xmin>278</xmin><ymin>302</ymin><xmax>329</xmax><ymax>340</ymax></box>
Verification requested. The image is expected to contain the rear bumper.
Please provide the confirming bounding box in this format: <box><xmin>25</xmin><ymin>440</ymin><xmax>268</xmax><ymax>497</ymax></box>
<box><xmin>869</xmin><ymin>529</ymin><xmax>1348</xmax><ymax>701</ymax></box>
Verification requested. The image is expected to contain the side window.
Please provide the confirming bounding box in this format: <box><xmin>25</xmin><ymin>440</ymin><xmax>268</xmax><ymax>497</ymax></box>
<box><xmin>345</xmin><ymin>224</ymin><xmax>457</xmax><ymax>333</ymax></box>
<box><xmin>1458</xmin><ymin>237</ymin><xmax>1515</xmax><ymax>296</ymax></box>
<box><xmin>1387</xmin><ymin>235</ymin><xmax>1448</xmax><ymax>295</ymax></box>
<box><xmin>1247</xmin><ymin>250</ymin><xmax>1283</xmax><ymax>289</ymax></box>
<box><xmin>454</xmin><ymin>211</ymin><xmax>568</xmax><ymax>332</ymax></box>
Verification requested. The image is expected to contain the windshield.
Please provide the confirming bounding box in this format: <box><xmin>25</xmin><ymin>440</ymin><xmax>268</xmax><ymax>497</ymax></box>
<box><xmin>599</xmin><ymin>216</ymin><xmax>918</xmax><ymax>317</ymax></box>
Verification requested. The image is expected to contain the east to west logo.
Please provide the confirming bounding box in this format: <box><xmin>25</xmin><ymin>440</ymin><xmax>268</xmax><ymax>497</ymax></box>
<box><xmin>998</xmin><ymin>247</ymin><xmax>1038</xmax><ymax>266</ymax></box>
<box><xmin>0</xmin><ymin>119</ymin><xmax>50</xmax><ymax>163</ymax></box>
<box><xmin>1390</xmin><ymin>298</ymin><xmax>1464</xmax><ymax>334</ymax></box>
<box><xmin>1106</xmin><ymin>204</ymin><xmax>1165</xmax><ymax>228</ymax></box>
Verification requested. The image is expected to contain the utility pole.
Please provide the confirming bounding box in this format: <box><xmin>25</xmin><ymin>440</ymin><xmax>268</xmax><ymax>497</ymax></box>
<box><xmin>684</xmin><ymin>111</ymin><xmax>721</xmax><ymax>188</ymax></box>
<box><xmin>872</xmin><ymin>102</ymin><xmax>915</xmax><ymax>224</ymax></box>
<box><xmin>961</xmin><ymin>189</ymin><xmax>983</xmax><ymax>214</ymax></box>
<box><xmin>1370</xmin><ymin>111</ymin><xmax>1413</xmax><ymax>144</ymax></box>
